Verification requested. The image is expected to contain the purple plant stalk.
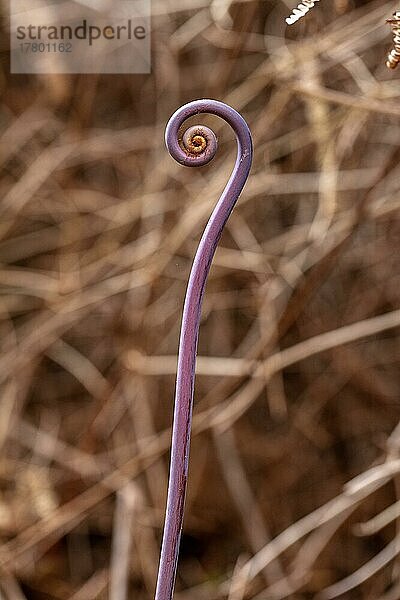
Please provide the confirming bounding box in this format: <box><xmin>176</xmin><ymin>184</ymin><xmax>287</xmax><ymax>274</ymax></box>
<box><xmin>155</xmin><ymin>99</ymin><xmax>253</xmax><ymax>600</ymax></box>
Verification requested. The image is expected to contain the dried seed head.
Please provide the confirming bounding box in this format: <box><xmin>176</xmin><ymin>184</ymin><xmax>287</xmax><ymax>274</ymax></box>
<box><xmin>387</xmin><ymin>10</ymin><xmax>400</xmax><ymax>23</ymax></box>
<box><xmin>285</xmin><ymin>0</ymin><xmax>320</xmax><ymax>25</ymax></box>
<box><xmin>386</xmin><ymin>12</ymin><xmax>400</xmax><ymax>70</ymax></box>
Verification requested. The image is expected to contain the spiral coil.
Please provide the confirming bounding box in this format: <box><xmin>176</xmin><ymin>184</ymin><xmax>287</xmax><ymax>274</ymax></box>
<box><xmin>387</xmin><ymin>12</ymin><xmax>400</xmax><ymax>69</ymax></box>
<box><xmin>285</xmin><ymin>0</ymin><xmax>320</xmax><ymax>25</ymax></box>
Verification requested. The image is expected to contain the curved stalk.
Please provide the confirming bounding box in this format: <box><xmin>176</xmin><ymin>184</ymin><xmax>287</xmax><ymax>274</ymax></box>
<box><xmin>155</xmin><ymin>99</ymin><xmax>253</xmax><ymax>600</ymax></box>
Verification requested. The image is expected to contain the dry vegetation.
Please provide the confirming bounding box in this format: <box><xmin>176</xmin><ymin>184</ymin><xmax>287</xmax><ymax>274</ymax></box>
<box><xmin>0</xmin><ymin>0</ymin><xmax>400</xmax><ymax>598</ymax></box>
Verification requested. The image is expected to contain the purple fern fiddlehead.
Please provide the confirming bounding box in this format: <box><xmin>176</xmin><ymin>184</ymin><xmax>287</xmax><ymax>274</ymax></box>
<box><xmin>155</xmin><ymin>100</ymin><xmax>253</xmax><ymax>600</ymax></box>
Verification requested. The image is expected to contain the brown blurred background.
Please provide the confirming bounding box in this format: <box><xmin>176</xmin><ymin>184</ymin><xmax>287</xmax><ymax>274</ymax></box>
<box><xmin>1</xmin><ymin>0</ymin><xmax>400</xmax><ymax>598</ymax></box>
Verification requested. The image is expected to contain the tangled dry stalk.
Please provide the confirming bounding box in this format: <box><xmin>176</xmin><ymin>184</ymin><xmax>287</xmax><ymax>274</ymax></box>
<box><xmin>0</xmin><ymin>0</ymin><xmax>400</xmax><ymax>598</ymax></box>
